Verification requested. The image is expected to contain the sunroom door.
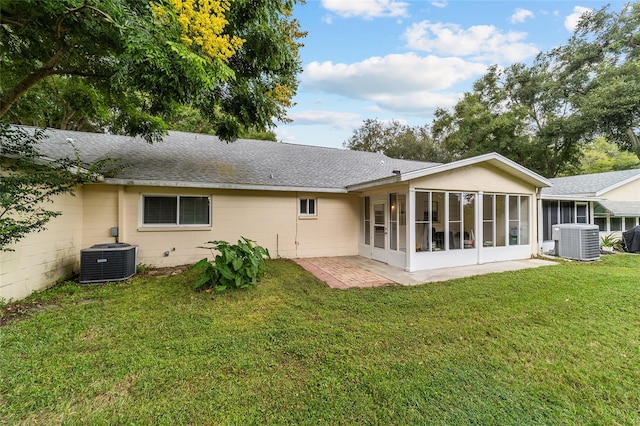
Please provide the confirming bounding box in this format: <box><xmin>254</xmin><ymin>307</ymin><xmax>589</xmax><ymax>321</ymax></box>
<box><xmin>372</xmin><ymin>200</ymin><xmax>387</xmax><ymax>262</ymax></box>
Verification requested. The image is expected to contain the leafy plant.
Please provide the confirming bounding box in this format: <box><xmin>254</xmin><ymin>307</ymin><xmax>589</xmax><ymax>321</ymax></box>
<box><xmin>0</xmin><ymin>124</ymin><xmax>121</xmax><ymax>251</ymax></box>
<box><xmin>193</xmin><ymin>237</ymin><xmax>270</xmax><ymax>291</ymax></box>
<box><xmin>600</xmin><ymin>233</ymin><xmax>624</xmax><ymax>251</ymax></box>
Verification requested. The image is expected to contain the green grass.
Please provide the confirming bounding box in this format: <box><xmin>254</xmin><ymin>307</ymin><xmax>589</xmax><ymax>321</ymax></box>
<box><xmin>1</xmin><ymin>255</ymin><xmax>639</xmax><ymax>425</ymax></box>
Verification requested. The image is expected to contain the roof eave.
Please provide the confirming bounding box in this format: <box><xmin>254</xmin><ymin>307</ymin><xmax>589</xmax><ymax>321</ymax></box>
<box><xmin>102</xmin><ymin>178</ymin><xmax>348</xmax><ymax>193</ymax></box>
<box><xmin>346</xmin><ymin>175</ymin><xmax>403</xmax><ymax>192</ymax></box>
<box><xmin>595</xmin><ymin>173</ymin><xmax>640</xmax><ymax>196</ymax></box>
<box><xmin>540</xmin><ymin>194</ymin><xmax>602</xmax><ymax>201</ymax></box>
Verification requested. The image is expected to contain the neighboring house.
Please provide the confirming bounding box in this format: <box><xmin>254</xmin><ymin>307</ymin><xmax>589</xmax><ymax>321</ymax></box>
<box><xmin>1</xmin><ymin>127</ymin><xmax>552</xmax><ymax>301</ymax></box>
<box><xmin>540</xmin><ymin>169</ymin><xmax>640</xmax><ymax>242</ymax></box>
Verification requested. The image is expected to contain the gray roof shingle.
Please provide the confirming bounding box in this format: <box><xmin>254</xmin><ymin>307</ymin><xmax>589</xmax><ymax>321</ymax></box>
<box><xmin>29</xmin><ymin>127</ymin><xmax>440</xmax><ymax>191</ymax></box>
<box><xmin>542</xmin><ymin>169</ymin><xmax>640</xmax><ymax>197</ymax></box>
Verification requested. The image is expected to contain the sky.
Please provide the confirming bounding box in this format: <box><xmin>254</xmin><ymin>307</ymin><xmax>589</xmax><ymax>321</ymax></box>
<box><xmin>274</xmin><ymin>0</ymin><xmax>627</xmax><ymax>149</ymax></box>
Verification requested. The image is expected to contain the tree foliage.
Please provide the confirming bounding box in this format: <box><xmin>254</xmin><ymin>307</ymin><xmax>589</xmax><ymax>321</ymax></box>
<box><xmin>577</xmin><ymin>137</ymin><xmax>639</xmax><ymax>174</ymax></box>
<box><xmin>548</xmin><ymin>2</ymin><xmax>640</xmax><ymax>160</ymax></box>
<box><xmin>0</xmin><ymin>0</ymin><xmax>305</xmax><ymax>141</ymax></box>
<box><xmin>430</xmin><ymin>4</ymin><xmax>640</xmax><ymax>176</ymax></box>
<box><xmin>0</xmin><ymin>124</ymin><xmax>118</xmax><ymax>251</ymax></box>
<box><xmin>344</xmin><ymin>119</ymin><xmax>451</xmax><ymax>163</ymax></box>
<box><xmin>432</xmin><ymin>61</ymin><xmax>586</xmax><ymax>177</ymax></box>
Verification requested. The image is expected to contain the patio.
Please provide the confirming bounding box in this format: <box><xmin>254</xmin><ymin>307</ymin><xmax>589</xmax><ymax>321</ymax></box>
<box><xmin>293</xmin><ymin>256</ymin><xmax>558</xmax><ymax>289</ymax></box>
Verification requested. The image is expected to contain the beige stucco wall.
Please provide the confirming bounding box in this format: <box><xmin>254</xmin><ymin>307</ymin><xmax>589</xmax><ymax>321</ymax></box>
<box><xmin>2</xmin><ymin>182</ymin><xmax>359</xmax><ymax>301</ymax></box>
<box><xmin>82</xmin><ymin>185</ymin><xmax>359</xmax><ymax>267</ymax></box>
<box><xmin>600</xmin><ymin>178</ymin><xmax>640</xmax><ymax>201</ymax></box>
<box><xmin>410</xmin><ymin>163</ymin><xmax>534</xmax><ymax>194</ymax></box>
<box><xmin>0</xmin><ymin>189</ymin><xmax>84</xmax><ymax>302</ymax></box>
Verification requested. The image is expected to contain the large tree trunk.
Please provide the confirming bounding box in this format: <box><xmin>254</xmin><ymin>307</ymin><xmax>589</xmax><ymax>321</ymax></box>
<box><xmin>0</xmin><ymin>49</ymin><xmax>67</xmax><ymax>118</ymax></box>
<box><xmin>627</xmin><ymin>128</ymin><xmax>640</xmax><ymax>161</ymax></box>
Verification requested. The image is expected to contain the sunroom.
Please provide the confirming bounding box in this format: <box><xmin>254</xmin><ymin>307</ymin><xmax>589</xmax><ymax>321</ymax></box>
<box><xmin>348</xmin><ymin>153</ymin><xmax>552</xmax><ymax>272</ymax></box>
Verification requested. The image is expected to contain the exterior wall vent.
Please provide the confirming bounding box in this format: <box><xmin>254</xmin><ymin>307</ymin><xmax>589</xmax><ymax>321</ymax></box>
<box><xmin>552</xmin><ymin>224</ymin><xmax>600</xmax><ymax>261</ymax></box>
<box><xmin>80</xmin><ymin>243</ymin><xmax>137</xmax><ymax>283</ymax></box>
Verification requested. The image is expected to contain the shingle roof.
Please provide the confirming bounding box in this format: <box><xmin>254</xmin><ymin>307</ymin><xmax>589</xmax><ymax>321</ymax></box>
<box><xmin>542</xmin><ymin>169</ymin><xmax>640</xmax><ymax>197</ymax></box>
<box><xmin>28</xmin><ymin>127</ymin><xmax>440</xmax><ymax>192</ymax></box>
<box><xmin>597</xmin><ymin>200</ymin><xmax>640</xmax><ymax>217</ymax></box>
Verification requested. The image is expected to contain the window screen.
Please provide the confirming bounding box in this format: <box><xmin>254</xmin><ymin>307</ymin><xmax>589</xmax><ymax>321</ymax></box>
<box><xmin>143</xmin><ymin>196</ymin><xmax>210</xmax><ymax>225</ymax></box>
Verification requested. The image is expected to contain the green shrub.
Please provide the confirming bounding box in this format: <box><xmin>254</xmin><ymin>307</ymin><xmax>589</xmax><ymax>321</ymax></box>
<box><xmin>600</xmin><ymin>233</ymin><xmax>624</xmax><ymax>251</ymax></box>
<box><xmin>193</xmin><ymin>237</ymin><xmax>270</xmax><ymax>291</ymax></box>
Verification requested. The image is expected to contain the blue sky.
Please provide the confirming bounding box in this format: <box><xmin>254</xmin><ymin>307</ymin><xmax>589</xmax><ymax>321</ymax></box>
<box><xmin>274</xmin><ymin>0</ymin><xmax>627</xmax><ymax>149</ymax></box>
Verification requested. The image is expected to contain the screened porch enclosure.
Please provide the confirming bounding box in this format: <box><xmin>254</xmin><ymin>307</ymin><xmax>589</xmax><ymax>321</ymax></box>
<box><xmin>359</xmin><ymin>190</ymin><xmax>534</xmax><ymax>271</ymax></box>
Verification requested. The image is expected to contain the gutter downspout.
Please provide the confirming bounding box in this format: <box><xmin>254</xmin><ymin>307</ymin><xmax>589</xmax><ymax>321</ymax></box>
<box><xmin>118</xmin><ymin>186</ymin><xmax>125</xmax><ymax>244</ymax></box>
<box><xmin>536</xmin><ymin>188</ymin><xmax>543</xmax><ymax>256</ymax></box>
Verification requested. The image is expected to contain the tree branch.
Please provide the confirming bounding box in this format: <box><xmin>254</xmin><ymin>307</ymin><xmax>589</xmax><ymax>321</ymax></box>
<box><xmin>626</xmin><ymin>128</ymin><xmax>640</xmax><ymax>160</ymax></box>
<box><xmin>0</xmin><ymin>48</ymin><xmax>68</xmax><ymax>117</ymax></box>
<box><xmin>55</xmin><ymin>1</ymin><xmax>114</xmax><ymax>39</ymax></box>
<box><xmin>0</xmin><ymin>17</ymin><xmax>26</xmax><ymax>27</ymax></box>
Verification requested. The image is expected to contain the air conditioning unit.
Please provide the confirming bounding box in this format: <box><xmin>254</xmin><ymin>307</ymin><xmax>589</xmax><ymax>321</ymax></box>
<box><xmin>80</xmin><ymin>243</ymin><xmax>137</xmax><ymax>283</ymax></box>
<box><xmin>552</xmin><ymin>224</ymin><xmax>600</xmax><ymax>261</ymax></box>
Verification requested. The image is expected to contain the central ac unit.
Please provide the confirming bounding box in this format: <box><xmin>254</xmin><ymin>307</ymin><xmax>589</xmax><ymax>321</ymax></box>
<box><xmin>552</xmin><ymin>224</ymin><xmax>600</xmax><ymax>261</ymax></box>
<box><xmin>80</xmin><ymin>243</ymin><xmax>137</xmax><ymax>283</ymax></box>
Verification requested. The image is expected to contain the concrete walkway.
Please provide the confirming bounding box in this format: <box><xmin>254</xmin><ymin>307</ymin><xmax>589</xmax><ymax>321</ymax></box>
<box><xmin>293</xmin><ymin>256</ymin><xmax>558</xmax><ymax>289</ymax></box>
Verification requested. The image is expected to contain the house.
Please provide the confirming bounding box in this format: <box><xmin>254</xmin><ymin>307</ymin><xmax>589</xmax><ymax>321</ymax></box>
<box><xmin>540</xmin><ymin>169</ymin><xmax>640</xmax><ymax>243</ymax></box>
<box><xmin>1</xmin><ymin>127</ymin><xmax>552</xmax><ymax>301</ymax></box>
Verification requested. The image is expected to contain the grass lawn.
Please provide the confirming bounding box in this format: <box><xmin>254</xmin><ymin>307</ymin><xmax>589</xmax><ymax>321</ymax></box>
<box><xmin>1</xmin><ymin>255</ymin><xmax>639</xmax><ymax>425</ymax></box>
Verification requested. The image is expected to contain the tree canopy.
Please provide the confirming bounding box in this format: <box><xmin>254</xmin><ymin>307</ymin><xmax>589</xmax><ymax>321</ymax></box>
<box><xmin>344</xmin><ymin>119</ymin><xmax>451</xmax><ymax>163</ymax></box>
<box><xmin>0</xmin><ymin>0</ymin><xmax>305</xmax><ymax>141</ymax></box>
<box><xmin>347</xmin><ymin>4</ymin><xmax>639</xmax><ymax>178</ymax></box>
<box><xmin>430</xmin><ymin>3</ymin><xmax>639</xmax><ymax>177</ymax></box>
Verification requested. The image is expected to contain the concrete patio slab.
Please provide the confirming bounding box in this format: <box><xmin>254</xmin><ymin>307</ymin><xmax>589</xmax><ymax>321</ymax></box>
<box><xmin>293</xmin><ymin>256</ymin><xmax>558</xmax><ymax>289</ymax></box>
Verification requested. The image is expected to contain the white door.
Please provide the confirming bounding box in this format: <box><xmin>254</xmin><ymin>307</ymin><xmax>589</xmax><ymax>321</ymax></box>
<box><xmin>371</xmin><ymin>201</ymin><xmax>387</xmax><ymax>262</ymax></box>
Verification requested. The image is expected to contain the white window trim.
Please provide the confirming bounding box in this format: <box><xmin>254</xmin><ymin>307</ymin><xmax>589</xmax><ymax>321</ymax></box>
<box><xmin>298</xmin><ymin>197</ymin><xmax>318</xmax><ymax>219</ymax></box>
<box><xmin>139</xmin><ymin>194</ymin><xmax>212</xmax><ymax>229</ymax></box>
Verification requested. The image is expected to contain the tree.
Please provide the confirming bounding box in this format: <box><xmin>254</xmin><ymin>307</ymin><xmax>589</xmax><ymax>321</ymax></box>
<box><xmin>547</xmin><ymin>2</ymin><xmax>640</xmax><ymax>160</ymax></box>
<box><xmin>4</xmin><ymin>75</ymin><xmax>111</xmax><ymax>132</ymax></box>
<box><xmin>0</xmin><ymin>0</ymin><xmax>304</xmax><ymax>141</ymax></box>
<box><xmin>430</xmin><ymin>4</ymin><xmax>640</xmax><ymax>176</ymax></box>
<box><xmin>432</xmin><ymin>61</ymin><xmax>586</xmax><ymax>177</ymax></box>
<box><xmin>0</xmin><ymin>0</ymin><xmax>304</xmax><ymax>249</ymax></box>
<box><xmin>0</xmin><ymin>124</ymin><xmax>118</xmax><ymax>251</ymax></box>
<box><xmin>577</xmin><ymin>137</ymin><xmax>640</xmax><ymax>174</ymax></box>
<box><xmin>344</xmin><ymin>119</ymin><xmax>451</xmax><ymax>163</ymax></box>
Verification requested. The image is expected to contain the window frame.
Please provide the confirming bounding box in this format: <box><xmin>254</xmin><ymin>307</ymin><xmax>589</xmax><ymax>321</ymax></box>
<box><xmin>299</xmin><ymin>197</ymin><xmax>317</xmax><ymax>218</ymax></box>
<box><xmin>140</xmin><ymin>194</ymin><xmax>212</xmax><ymax>228</ymax></box>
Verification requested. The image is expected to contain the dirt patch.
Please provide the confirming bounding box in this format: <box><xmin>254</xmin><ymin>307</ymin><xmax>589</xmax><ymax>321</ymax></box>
<box><xmin>0</xmin><ymin>301</ymin><xmax>59</xmax><ymax>326</ymax></box>
<box><xmin>139</xmin><ymin>264</ymin><xmax>191</xmax><ymax>278</ymax></box>
<box><xmin>1</xmin><ymin>265</ymin><xmax>192</xmax><ymax>326</ymax></box>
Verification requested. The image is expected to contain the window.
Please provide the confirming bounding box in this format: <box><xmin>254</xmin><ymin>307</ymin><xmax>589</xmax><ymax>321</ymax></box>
<box><xmin>415</xmin><ymin>191</ymin><xmax>475</xmax><ymax>252</ymax></box>
<box><xmin>610</xmin><ymin>217</ymin><xmax>622</xmax><ymax>231</ymax></box>
<box><xmin>362</xmin><ymin>196</ymin><xmax>371</xmax><ymax>245</ymax></box>
<box><xmin>143</xmin><ymin>195</ymin><xmax>210</xmax><ymax>226</ymax></box>
<box><xmin>594</xmin><ymin>203</ymin><xmax>608</xmax><ymax>231</ymax></box>
<box><xmin>483</xmin><ymin>194</ymin><xmax>530</xmax><ymax>246</ymax></box>
<box><xmin>576</xmin><ymin>203</ymin><xmax>588</xmax><ymax>223</ymax></box>
<box><xmin>389</xmin><ymin>193</ymin><xmax>406</xmax><ymax>252</ymax></box>
<box><xmin>625</xmin><ymin>217</ymin><xmax>638</xmax><ymax>230</ymax></box>
<box><xmin>299</xmin><ymin>198</ymin><xmax>316</xmax><ymax>216</ymax></box>
<box><xmin>415</xmin><ymin>191</ymin><xmax>432</xmax><ymax>251</ymax></box>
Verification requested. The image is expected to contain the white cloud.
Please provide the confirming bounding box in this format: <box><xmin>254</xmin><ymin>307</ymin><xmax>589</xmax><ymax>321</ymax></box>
<box><xmin>300</xmin><ymin>53</ymin><xmax>484</xmax><ymax>116</ymax></box>
<box><xmin>403</xmin><ymin>21</ymin><xmax>539</xmax><ymax>63</ymax></box>
<box><xmin>303</xmin><ymin>53</ymin><xmax>487</xmax><ymax>97</ymax></box>
<box><xmin>274</xmin><ymin>126</ymin><xmax>296</xmax><ymax>143</ymax></box>
<box><xmin>431</xmin><ymin>1</ymin><xmax>448</xmax><ymax>8</ymax></box>
<box><xmin>565</xmin><ymin>6</ymin><xmax>593</xmax><ymax>32</ymax></box>
<box><xmin>511</xmin><ymin>8</ymin><xmax>534</xmax><ymax>24</ymax></box>
<box><xmin>371</xmin><ymin>90</ymin><xmax>462</xmax><ymax>113</ymax></box>
<box><xmin>321</xmin><ymin>0</ymin><xmax>409</xmax><ymax>19</ymax></box>
<box><xmin>287</xmin><ymin>110</ymin><xmax>362</xmax><ymax>130</ymax></box>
